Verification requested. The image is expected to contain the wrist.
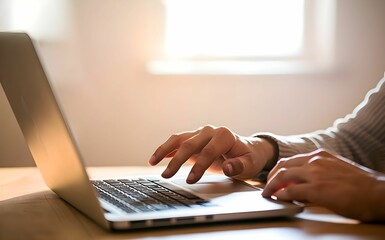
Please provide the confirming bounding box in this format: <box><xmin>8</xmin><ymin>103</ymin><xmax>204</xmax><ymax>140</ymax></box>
<box><xmin>256</xmin><ymin>136</ymin><xmax>279</xmax><ymax>170</ymax></box>
<box><xmin>247</xmin><ymin>136</ymin><xmax>277</xmax><ymax>182</ymax></box>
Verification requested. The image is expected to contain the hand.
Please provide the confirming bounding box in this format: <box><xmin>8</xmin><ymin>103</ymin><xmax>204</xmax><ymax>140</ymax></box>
<box><xmin>262</xmin><ymin>149</ymin><xmax>385</xmax><ymax>222</ymax></box>
<box><xmin>149</xmin><ymin>125</ymin><xmax>276</xmax><ymax>184</ymax></box>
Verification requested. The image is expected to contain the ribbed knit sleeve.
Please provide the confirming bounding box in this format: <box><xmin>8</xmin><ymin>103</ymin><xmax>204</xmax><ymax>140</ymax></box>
<box><xmin>255</xmin><ymin>74</ymin><xmax>385</xmax><ymax>173</ymax></box>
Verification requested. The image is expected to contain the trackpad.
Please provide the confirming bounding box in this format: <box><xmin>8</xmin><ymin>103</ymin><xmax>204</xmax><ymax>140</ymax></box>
<box><xmin>171</xmin><ymin>175</ymin><xmax>257</xmax><ymax>194</ymax></box>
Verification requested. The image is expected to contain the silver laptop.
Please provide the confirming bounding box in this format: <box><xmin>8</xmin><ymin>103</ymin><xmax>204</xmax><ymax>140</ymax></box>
<box><xmin>0</xmin><ymin>32</ymin><xmax>302</xmax><ymax>230</ymax></box>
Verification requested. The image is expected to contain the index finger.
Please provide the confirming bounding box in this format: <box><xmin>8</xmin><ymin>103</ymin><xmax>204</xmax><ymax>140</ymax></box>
<box><xmin>262</xmin><ymin>167</ymin><xmax>307</xmax><ymax>197</ymax></box>
<box><xmin>149</xmin><ymin>131</ymin><xmax>197</xmax><ymax>165</ymax></box>
<box><xmin>267</xmin><ymin>150</ymin><xmax>328</xmax><ymax>180</ymax></box>
<box><xmin>186</xmin><ymin>128</ymin><xmax>236</xmax><ymax>183</ymax></box>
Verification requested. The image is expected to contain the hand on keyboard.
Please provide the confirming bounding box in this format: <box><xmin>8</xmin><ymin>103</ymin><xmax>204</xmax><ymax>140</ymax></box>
<box><xmin>149</xmin><ymin>125</ymin><xmax>276</xmax><ymax>184</ymax></box>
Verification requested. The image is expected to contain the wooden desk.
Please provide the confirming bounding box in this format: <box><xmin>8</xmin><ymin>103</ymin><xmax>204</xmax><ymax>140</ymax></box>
<box><xmin>1</xmin><ymin>167</ymin><xmax>384</xmax><ymax>240</ymax></box>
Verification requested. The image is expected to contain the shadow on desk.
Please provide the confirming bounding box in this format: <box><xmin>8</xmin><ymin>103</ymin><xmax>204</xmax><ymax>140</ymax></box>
<box><xmin>1</xmin><ymin>191</ymin><xmax>384</xmax><ymax>240</ymax></box>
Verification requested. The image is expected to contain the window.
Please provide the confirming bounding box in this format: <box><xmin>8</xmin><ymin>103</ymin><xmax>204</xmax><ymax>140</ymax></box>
<box><xmin>164</xmin><ymin>0</ymin><xmax>304</xmax><ymax>59</ymax></box>
<box><xmin>147</xmin><ymin>0</ymin><xmax>336</xmax><ymax>75</ymax></box>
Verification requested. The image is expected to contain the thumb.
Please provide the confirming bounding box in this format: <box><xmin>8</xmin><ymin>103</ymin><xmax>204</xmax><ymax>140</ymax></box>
<box><xmin>223</xmin><ymin>158</ymin><xmax>245</xmax><ymax>177</ymax></box>
<box><xmin>223</xmin><ymin>156</ymin><xmax>264</xmax><ymax>180</ymax></box>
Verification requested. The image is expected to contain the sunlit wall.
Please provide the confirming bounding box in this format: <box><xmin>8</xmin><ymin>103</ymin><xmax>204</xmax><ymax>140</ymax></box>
<box><xmin>1</xmin><ymin>0</ymin><xmax>385</xmax><ymax>166</ymax></box>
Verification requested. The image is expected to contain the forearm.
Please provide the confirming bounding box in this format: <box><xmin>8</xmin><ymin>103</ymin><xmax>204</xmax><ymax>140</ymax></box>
<box><xmin>255</xmin><ymin>75</ymin><xmax>385</xmax><ymax>172</ymax></box>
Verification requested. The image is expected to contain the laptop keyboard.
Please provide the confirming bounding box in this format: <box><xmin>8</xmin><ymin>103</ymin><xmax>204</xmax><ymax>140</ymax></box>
<box><xmin>92</xmin><ymin>178</ymin><xmax>213</xmax><ymax>213</ymax></box>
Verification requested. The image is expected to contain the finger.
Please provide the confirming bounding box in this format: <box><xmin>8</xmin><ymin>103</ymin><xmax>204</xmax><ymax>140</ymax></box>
<box><xmin>187</xmin><ymin>128</ymin><xmax>235</xmax><ymax>183</ymax></box>
<box><xmin>149</xmin><ymin>131</ymin><xmax>197</xmax><ymax>165</ymax></box>
<box><xmin>267</xmin><ymin>156</ymin><xmax>307</xmax><ymax>181</ymax></box>
<box><xmin>274</xmin><ymin>183</ymin><xmax>312</xmax><ymax>202</ymax></box>
<box><xmin>262</xmin><ymin>167</ymin><xmax>308</xmax><ymax>197</ymax></box>
<box><xmin>162</xmin><ymin>129</ymin><xmax>214</xmax><ymax>178</ymax></box>
<box><xmin>267</xmin><ymin>150</ymin><xmax>329</xmax><ymax>180</ymax></box>
<box><xmin>223</xmin><ymin>156</ymin><xmax>262</xmax><ymax>180</ymax></box>
<box><xmin>223</xmin><ymin>158</ymin><xmax>245</xmax><ymax>177</ymax></box>
<box><xmin>202</xmin><ymin>156</ymin><xmax>226</xmax><ymax>174</ymax></box>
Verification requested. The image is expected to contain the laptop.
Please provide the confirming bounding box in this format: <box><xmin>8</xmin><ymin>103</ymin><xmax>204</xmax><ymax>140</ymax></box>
<box><xmin>0</xmin><ymin>32</ymin><xmax>302</xmax><ymax>230</ymax></box>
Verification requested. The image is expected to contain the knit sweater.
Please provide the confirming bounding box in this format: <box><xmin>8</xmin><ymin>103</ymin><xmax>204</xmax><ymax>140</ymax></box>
<box><xmin>256</xmin><ymin>74</ymin><xmax>385</xmax><ymax>173</ymax></box>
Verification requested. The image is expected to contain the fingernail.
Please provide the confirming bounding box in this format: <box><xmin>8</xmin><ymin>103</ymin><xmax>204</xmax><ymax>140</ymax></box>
<box><xmin>274</xmin><ymin>189</ymin><xmax>288</xmax><ymax>200</ymax></box>
<box><xmin>187</xmin><ymin>172</ymin><xmax>195</xmax><ymax>183</ymax></box>
<box><xmin>224</xmin><ymin>162</ymin><xmax>234</xmax><ymax>176</ymax></box>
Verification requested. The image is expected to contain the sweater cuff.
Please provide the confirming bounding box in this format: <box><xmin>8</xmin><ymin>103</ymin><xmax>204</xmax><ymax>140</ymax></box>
<box><xmin>253</xmin><ymin>134</ymin><xmax>279</xmax><ymax>170</ymax></box>
<box><xmin>253</xmin><ymin>132</ymin><xmax>319</xmax><ymax>159</ymax></box>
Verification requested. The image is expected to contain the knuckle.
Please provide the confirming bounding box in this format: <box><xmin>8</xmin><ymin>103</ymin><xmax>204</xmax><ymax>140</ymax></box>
<box><xmin>216</xmin><ymin>126</ymin><xmax>229</xmax><ymax>134</ymax></box>
<box><xmin>309</xmin><ymin>155</ymin><xmax>323</xmax><ymax>161</ymax></box>
<box><xmin>274</xmin><ymin>167</ymin><xmax>288</xmax><ymax>180</ymax></box>
<box><xmin>276</xmin><ymin>158</ymin><xmax>287</xmax><ymax>166</ymax></box>
<box><xmin>216</xmin><ymin>126</ymin><xmax>234</xmax><ymax>138</ymax></box>
<box><xmin>168</xmin><ymin>134</ymin><xmax>180</xmax><ymax>142</ymax></box>
<box><xmin>201</xmin><ymin>125</ymin><xmax>215</xmax><ymax>132</ymax></box>
<box><xmin>215</xmin><ymin>127</ymin><xmax>237</xmax><ymax>142</ymax></box>
<box><xmin>313</xmin><ymin>148</ymin><xmax>332</xmax><ymax>157</ymax></box>
<box><xmin>307</xmin><ymin>161</ymin><xmax>324</xmax><ymax>177</ymax></box>
<box><xmin>308</xmin><ymin>156</ymin><xmax>325</xmax><ymax>166</ymax></box>
<box><xmin>180</xmin><ymin>141</ymin><xmax>196</xmax><ymax>152</ymax></box>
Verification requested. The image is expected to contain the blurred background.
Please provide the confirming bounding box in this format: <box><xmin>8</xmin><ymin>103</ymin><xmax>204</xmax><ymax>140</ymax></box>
<box><xmin>1</xmin><ymin>0</ymin><xmax>385</xmax><ymax>167</ymax></box>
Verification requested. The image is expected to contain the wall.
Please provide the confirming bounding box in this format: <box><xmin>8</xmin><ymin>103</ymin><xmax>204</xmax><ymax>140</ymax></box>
<box><xmin>1</xmin><ymin>0</ymin><xmax>385</xmax><ymax>167</ymax></box>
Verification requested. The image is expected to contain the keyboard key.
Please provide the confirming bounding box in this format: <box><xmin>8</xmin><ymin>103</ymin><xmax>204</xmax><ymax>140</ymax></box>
<box><xmin>91</xmin><ymin>178</ymin><xmax>213</xmax><ymax>213</ymax></box>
